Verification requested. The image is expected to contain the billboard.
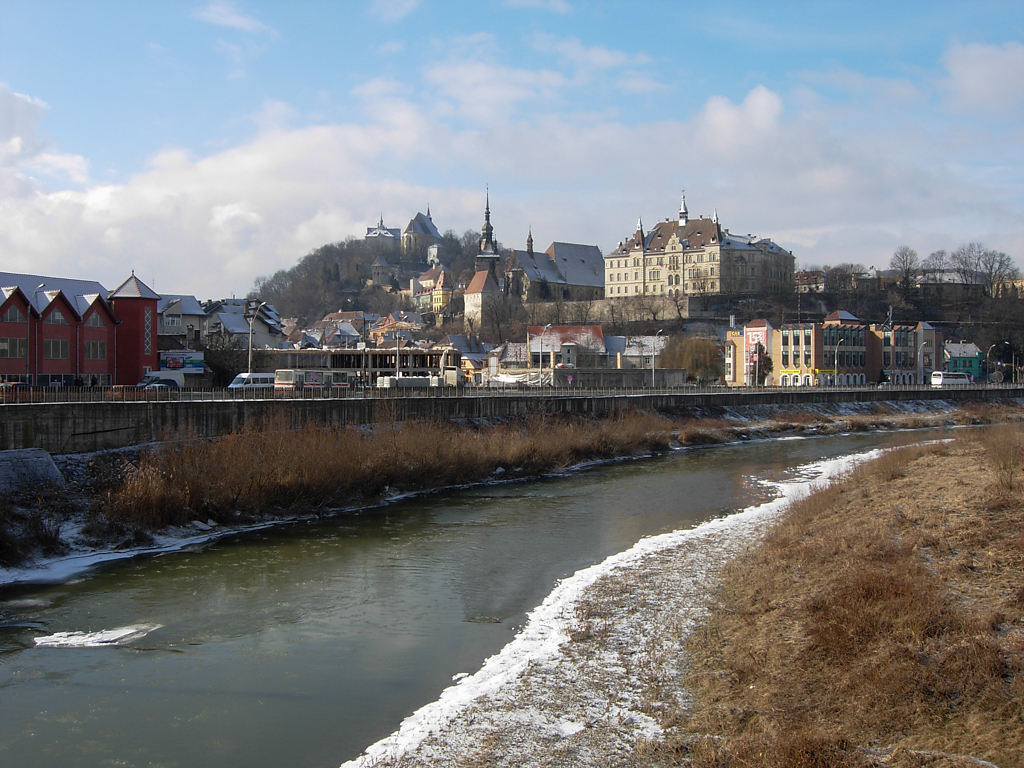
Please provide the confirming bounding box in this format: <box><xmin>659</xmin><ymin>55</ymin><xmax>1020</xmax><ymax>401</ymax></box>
<box><xmin>160</xmin><ymin>351</ymin><xmax>204</xmax><ymax>374</ymax></box>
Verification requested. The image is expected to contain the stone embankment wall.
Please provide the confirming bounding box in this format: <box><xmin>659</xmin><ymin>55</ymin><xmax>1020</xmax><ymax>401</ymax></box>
<box><xmin>1</xmin><ymin>387</ymin><xmax>1021</xmax><ymax>455</ymax></box>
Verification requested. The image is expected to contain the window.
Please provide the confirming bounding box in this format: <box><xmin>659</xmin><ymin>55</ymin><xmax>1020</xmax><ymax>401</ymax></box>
<box><xmin>43</xmin><ymin>339</ymin><xmax>69</xmax><ymax>359</ymax></box>
<box><xmin>85</xmin><ymin>341</ymin><xmax>107</xmax><ymax>360</ymax></box>
<box><xmin>164</xmin><ymin>314</ymin><xmax>182</xmax><ymax>328</ymax></box>
<box><xmin>45</xmin><ymin>308</ymin><xmax>69</xmax><ymax>325</ymax></box>
<box><xmin>85</xmin><ymin>312</ymin><xmax>106</xmax><ymax>328</ymax></box>
<box><xmin>144</xmin><ymin>308</ymin><xmax>153</xmax><ymax>355</ymax></box>
<box><xmin>0</xmin><ymin>337</ymin><xmax>27</xmax><ymax>358</ymax></box>
<box><xmin>1</xmin><ymin>305</ymin><xmax>24</xmax><ymax>323</ymax></box>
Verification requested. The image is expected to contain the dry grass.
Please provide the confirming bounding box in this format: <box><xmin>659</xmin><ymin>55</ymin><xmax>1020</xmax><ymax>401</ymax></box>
<box><xmin>662</xmin><ymin>430</ymin><xmax>1024</xmax><ymax>768</ymax></box>
<box><xmin>101</xmin><ymin>411</ymin><xmax>675</xmax><ymax>528</ymax></box>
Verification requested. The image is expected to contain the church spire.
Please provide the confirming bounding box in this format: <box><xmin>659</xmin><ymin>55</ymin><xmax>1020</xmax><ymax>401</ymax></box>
<box><xmin>679</xmin><ymin>190</ymin><xmax>688</xmax><ymax>226</ymax></box>
<box><xmin>479</xmin><ymin>186</ymin><xmax>497</xmax><ymax>255</ymax></box>
<box><xmin>526</xmin><ymin>227</ymin><xmax>534</xmax><ymax>255</ymax></box>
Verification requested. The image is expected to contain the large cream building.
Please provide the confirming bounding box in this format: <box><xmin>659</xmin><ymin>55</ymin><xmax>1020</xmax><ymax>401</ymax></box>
<box><xmin>604</xmin><ymin>195</ymin><xmax>794</xmax><ymax>302</ymax></box>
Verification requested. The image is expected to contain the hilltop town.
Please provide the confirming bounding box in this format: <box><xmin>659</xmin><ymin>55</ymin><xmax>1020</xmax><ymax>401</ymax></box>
<box><xmin>2</xmin><ymin>192</ymin><xmax>1021</xmax><ymax>391</ymax></box>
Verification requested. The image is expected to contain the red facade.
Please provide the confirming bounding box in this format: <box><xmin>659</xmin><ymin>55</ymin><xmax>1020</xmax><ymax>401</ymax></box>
<box><xmin>0</xmin><ymin>273</ymin><xmax>158</xmax><ymax>386</ymax></box>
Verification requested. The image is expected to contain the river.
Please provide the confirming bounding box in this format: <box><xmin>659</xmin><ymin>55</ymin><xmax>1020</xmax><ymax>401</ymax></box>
<box><xmin>0</xmin><ymin>430</ymin><xmax>927</xmax><ymax>768</ymax></box>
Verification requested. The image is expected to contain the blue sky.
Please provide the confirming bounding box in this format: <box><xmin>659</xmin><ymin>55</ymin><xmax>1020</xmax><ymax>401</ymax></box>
<box><xmin>2</xmin><ymin>0</ymin><xmax>1023</xmax><ymax>299</ymax></box>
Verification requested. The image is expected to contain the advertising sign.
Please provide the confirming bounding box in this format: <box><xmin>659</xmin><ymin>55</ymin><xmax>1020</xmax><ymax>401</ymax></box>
<box><xmin>160</xmin><ymin>351</ymin><xmax>204</xmax><ymax>373</ymax></box>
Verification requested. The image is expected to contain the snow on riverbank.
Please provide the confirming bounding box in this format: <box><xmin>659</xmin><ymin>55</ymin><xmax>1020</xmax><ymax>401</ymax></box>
<box><xmin>340</xmin><ymin>446</ymin><xmax>886</xmax><ymax>768</ymax></box>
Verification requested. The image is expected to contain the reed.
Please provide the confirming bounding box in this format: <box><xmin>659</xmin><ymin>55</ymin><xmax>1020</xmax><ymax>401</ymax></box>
<box><xmin>669</xmin><ymin>433</ymin><xmax>1024</xmax><ymax>767</ymax></box>
<box><xmin>101</xmin><ymin>411</ymin><xmax>675</xmax><ymax>528</ymax></box>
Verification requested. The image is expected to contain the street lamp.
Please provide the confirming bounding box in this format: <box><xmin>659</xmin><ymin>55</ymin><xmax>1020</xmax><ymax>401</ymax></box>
<box><xmin>651</xmin><ymin>329</ymin><xmax>663</xmax><ymax>387</ymax></box>
<box><xmin>918</xmin><ymin>340</ymin><xmax>929</xmax><ymax>386</ymax></box>
<box><xmin>833</xmin><ymin>337</ymin><xmax>845</xmax><ymax>387</ymax></box>
<box><xmin>247</xmin><ymin>301</ymin><xmax>268</xmax><ymax>375</ymax></box>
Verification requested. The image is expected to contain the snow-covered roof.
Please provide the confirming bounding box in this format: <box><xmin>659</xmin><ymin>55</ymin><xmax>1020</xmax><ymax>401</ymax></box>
<box><xmin>945</xmin><ymin>342</ymin><xmax>982</xmax><ymax>358</ymax></box>
<box><xmin>0</xmin><ymin>271</ymin><xmax>115</xmax><ymax>316</ymax></box>
<box><xmin>404</xmin><ymin>212</ymin><xmax>441</xmax><ymax>240</ymax></box>
<box><xmin>157</xmin><ymin>294</ymin><xmax>205</xmax><ymax>315</ymax></box>
<box><xmin>528</xmin><ymin>325</ymin><xmax>605</xmax><ymax>353</ymax></box>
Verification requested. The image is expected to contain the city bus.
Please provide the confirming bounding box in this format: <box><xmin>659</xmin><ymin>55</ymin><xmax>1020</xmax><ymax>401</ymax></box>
<box><xmin>274</xmin><ymin>369</ymin><xmax>354</xmax><ymax>394</ymax></box>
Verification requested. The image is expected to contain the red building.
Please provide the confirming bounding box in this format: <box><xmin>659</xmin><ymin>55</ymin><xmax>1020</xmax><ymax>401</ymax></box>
<box><xmin>0</xmin><ymin>271</ymin><xmax>159</xmax><ymax>386</ymax></box>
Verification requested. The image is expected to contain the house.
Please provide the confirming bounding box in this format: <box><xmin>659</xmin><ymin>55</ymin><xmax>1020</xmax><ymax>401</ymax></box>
<box><xmin>0</xmin><ymin>269</ymin><xmax>159</xmax><ymax>385</ymax></box>
<box><xmin>203</xmin><ymin>299</ymin><xmax>284</xmax><ymax>350</ymax></box>
<box><xmin>368</xmin><ymin>311</ymin><xmax>425</xmax><ymax>345</ymax></box>
<box><xmin>157</xmin><ymin>294</ymin><xmax>205</xmax><ymax>349</ymax></box>
<box><xmin>944</xmin><ymin>342</ymin><xmax>983</xmax><ymax>380</ymax></box>
<box><xmin>506</xmin><ymin>233</ymin><xmax>603</xmax><ymax>302</ymax></box>
<box><xmin>526</xmin><ymin>324</ymin><xmax>606</xmax><ymax>368</ymax></box>
<box><xmin>795</xmin><ymin>270</ymin><xmax>825</xmax><ymax>293</ymax></box>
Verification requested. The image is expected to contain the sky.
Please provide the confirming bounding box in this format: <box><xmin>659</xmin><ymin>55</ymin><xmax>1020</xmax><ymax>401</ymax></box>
<box><xmin>1</xmin><ymin>1</ymin><xmax>1023</xmax><ymax>300</ymax></box>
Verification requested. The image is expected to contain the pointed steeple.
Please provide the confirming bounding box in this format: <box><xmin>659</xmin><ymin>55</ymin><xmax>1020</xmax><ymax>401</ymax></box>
<box><xmin>426</xmin><ymin>204</ymin><xmax>431</xmax><ymax>219</ymax></box>
<box><xmin>479</xmin><ymin>187</ymin><xmax>497</xmax><ymax>256</ymax></box>
<box><xmin>679</xmin><ymin>191</ymin><xmax>688</xmax><ymax>226</ymax></box>
<box><xmin>713</xmin><ymin>207</ymin><xmax>719</xmax><ymax>225</ymax></box>
<box><xmin>526</xmin><ymin>227</ymin><xmax>534</xmax><ymax>256</ymax></box>
<box><xmin>635</xmin><ymin>217</ymin><xmax>645</xmax><ymax>251</ymax></box>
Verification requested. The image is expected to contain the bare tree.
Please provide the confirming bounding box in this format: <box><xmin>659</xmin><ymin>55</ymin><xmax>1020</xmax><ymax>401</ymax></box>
<box><xmin>979</xmin><ymin>248</ymin><xmax>1019</xmax><ymax>297</ymax></box>
<box><xmin>950</xmin><ymin>242</ymin><xmax>985</xmax><ymax>285</ymax></box>
<box><xmin>890</xmin><ymin>245</ymin><xmax>920</xmax><ymax>303</ymax></box>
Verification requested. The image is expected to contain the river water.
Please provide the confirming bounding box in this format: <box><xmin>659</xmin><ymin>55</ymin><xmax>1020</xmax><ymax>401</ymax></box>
<box><xmin>0</xmin><ymin>430</ymin><xmax>927</xmax><ymax>768</ymax></box>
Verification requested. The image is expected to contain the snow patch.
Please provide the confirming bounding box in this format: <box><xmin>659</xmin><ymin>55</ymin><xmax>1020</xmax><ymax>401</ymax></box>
<box><xmin>34</xmin><ymin>623</ymin><xmax>163</xmax><ymax>647</ymax></box>
<box><xmin>342</xmin><ymin>446</ymin><xmax>884</xmax><ymax>766</ymax></box>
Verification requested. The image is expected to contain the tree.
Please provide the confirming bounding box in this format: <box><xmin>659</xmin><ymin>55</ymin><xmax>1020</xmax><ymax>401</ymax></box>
<box><xmin>950</xmin><ymin>242</ymin><xmax>985</xmax><ymax>285</ymax></box>
<box><xmin>753</xmin><ymin>342</ymin><xmax>773</xmax><ymax>386</ymax></box>
<box><xmin>661</xmin><ymin>336</ymin><xmax>723</xmax><ymax>382</ymax></box>
<box><xmin>921</xmin><ymin>249</ymin><xmax>948</xmax><ymax>282</ymax></box>
<box><xmin>890</xmin><ymin>245</ymin><xmax>920</xmax><ymax>303</ymax></box>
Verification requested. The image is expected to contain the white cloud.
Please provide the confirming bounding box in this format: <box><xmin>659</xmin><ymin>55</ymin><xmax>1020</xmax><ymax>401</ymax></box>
<box><xmin>942</xmin><ymin>41</ymin><xmax>1024</xmax><ymax>115</ymax></box>
<box><xmin>369</xmin><ymin>0</ymin><xmax>421</xmax><ymax>23</ymax></box>
<box><xmin>532</xmin><ymin>34</ymin><xmax>649</xmax><ymax>71</ymax></box>
<box><xmin>2</xmin><ymin>55</ymin><xmax>1022</xmax><ymax>302</ymax></box>
<box><xmin>694</xmin><ymin>85</ymin><xmax>783</xmax><ymax>155</ymax></box>
<box><xmin>424</xmin><ymin>61</ymin><xmax>568</xmax><ymax>121</ymax></box>
<box><xmin>191</xmin><ymin>1</ymin><xmax>275</xmax><ymax>35</ymax></box>
<box><xmin>0</xmin><ymin>83</ymin><xmax>49</xmax><ymax>166</ymax></box>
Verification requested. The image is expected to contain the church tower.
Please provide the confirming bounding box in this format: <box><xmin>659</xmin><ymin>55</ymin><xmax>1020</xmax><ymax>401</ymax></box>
<box><xmin>474</xmin><ymin>188</ymin><xmax>501</xmax><ymax>279</ymax></box>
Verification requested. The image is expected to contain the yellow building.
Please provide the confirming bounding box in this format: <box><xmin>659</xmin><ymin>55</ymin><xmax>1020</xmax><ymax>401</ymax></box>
<box><xmin>604</xmin><ymin>194</ymin><xmax>794</xmax><ymax>304</ymax></box>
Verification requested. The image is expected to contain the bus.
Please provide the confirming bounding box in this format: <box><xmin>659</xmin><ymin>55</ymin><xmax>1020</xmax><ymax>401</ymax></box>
<box><xmin>274</xmin><ymin>369</ymin><xmax>355</xmax><ymax>394</ymax></box>
<box><xmin>931</xmin><ymin>371</ymin><xmax>972</xmax><ymax>388</ymax></box>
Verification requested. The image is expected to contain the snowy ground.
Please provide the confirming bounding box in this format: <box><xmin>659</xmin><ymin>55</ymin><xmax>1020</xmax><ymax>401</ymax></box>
<box><xmin>340</xmin><ymin>448</ymin><xmax>884</xmax><ymax>768</ymax></box>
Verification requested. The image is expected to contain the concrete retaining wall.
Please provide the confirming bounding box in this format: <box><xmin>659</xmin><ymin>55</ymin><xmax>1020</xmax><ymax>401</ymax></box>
<box><xmin>1</xmin><ymin>387</ymin><xmax>1021</xmax><ymax>455</ymax></box>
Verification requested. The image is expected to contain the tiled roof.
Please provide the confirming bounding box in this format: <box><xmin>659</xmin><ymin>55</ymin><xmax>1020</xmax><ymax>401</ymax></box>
<box><xmin>466</xmin><ymin>270</ymin><xmax>500</xmax><ymax>294</ymax></box>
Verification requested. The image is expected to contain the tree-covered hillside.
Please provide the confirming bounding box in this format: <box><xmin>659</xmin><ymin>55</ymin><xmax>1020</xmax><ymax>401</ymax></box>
<box><xmin>249</xmin><ymin>229</ymin><xmax>489</xmax><ymax>324</ymax></box>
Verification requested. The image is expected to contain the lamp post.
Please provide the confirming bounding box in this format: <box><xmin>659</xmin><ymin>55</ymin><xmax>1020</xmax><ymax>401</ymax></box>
<box><xmin>651</xmin><ymin>329</ymin><xmax>663</xmax><ymax>387</ymax></box>
<box><xmin>918</xmin><ymin>340</ymin><xmax>929</xmax><ymax>386</ymax></box>
<box><xmin>986</xmin><ymin>342</ymin><xmax>1000</xmax><ymax>384</ymax></box>
<box><xmin>833</xmin><ymin>337</ymin><xmax>845</xmax><ymax>387</ymax></box>
<box><xmin>247</xmin><ymin>301</ymin><xmax>267</xmax><ymax>376</ymax></box>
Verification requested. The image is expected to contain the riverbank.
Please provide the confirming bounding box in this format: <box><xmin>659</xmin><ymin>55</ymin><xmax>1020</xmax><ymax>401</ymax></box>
<box><xmin>2</xmin><ymin>399</ymin><xmax>1024</xmax><ymax>588</ymax></box>
<box><xmin>346</xmin><ymin>418</ymin><xmax>1024</xmax><ymax>767</ymax></box>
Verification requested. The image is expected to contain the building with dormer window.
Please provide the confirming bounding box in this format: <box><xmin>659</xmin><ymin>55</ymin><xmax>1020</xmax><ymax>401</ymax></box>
<box><xmin>604</xmin><ymin>193</ymin><xmax>794</xmax><ymax>305</ymax></box>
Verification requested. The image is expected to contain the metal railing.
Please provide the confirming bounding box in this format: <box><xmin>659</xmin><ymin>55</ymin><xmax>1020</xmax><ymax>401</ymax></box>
<box><xmin>2</xmin><ymin>380</ymin><xmax>1022</xmax><ymax>405</ymax></box>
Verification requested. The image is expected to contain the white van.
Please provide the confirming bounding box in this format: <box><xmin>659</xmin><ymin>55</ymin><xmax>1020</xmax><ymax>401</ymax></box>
<box><xmin>227</xmin><ymin>372</ymin><xmax>276</xmax><ymax>390</ymax></box>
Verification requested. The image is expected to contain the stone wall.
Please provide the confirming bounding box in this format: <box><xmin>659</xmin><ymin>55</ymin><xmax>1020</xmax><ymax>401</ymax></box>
<box><xmin>1</xmin><ymin>387</ymin><xmax>1020</xmax><ymax>455</ymax></box>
